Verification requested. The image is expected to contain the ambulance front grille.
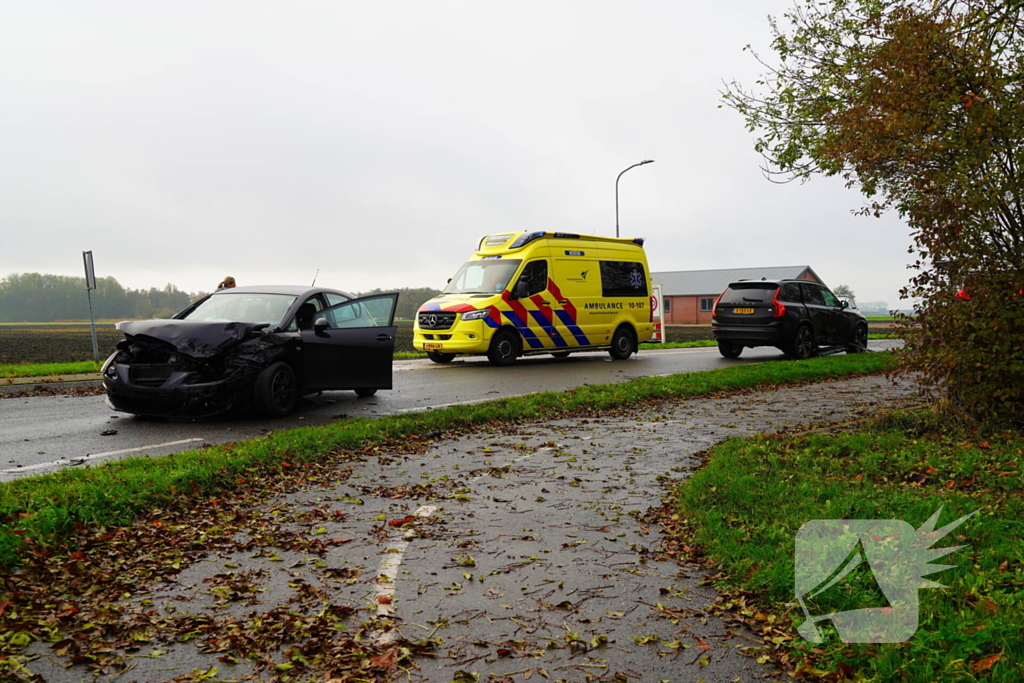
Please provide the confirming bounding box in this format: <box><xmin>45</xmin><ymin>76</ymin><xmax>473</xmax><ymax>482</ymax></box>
<box><xmin>418</xmin><ymin>312</ymin><xmax>456</xmax><ymax>330</ymax></box>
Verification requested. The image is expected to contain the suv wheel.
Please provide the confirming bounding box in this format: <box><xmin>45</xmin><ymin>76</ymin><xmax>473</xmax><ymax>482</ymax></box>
<box><xmin>787</xmin><ymin>325</ymin><xmax>815</xmax><ymax>360</ymax></box>
<box><xmin>608</xmin><ymin>326</ymin><xmax>636</xmax><ymax>360</ymax></box>
<box><xmin>718</xmin><ymin>341</ymin><xmax>743</xmax><ymax>359</ymax></box>
<box><xmin>847</xmin><ymin>325</ymin><xmax>868</xmax><ymax>354</ymax></box>
<box><xmin>487</xmin><ymin>328</ymin><xmax>521</xmax><ymax>366</ymax></box>
<box><xmin>427</xmin><ymin>351</ymin><xmax>456</xmax><ymax>364</ymax></box>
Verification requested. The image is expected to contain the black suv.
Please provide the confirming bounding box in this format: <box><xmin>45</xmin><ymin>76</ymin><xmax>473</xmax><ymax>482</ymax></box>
<box><xmin>711</xmin><ymin>279</ymin><xmax>868</xmax><ymax>359</ymax></box>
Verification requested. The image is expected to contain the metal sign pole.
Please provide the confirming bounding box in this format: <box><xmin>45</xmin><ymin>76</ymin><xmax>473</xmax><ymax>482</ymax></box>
<box><xmin>83</xmin><ymin>251</ymin><xmax>99</xmax><ymax>362</ymax></box>
<box><xmin>86</xmin><ymin>288</ymin><xmax>99</xmax><ymax>362</ymax></box>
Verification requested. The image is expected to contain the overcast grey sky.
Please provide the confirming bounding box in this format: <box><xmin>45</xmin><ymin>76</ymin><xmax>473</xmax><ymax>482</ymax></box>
<box><xmin>0</xmin><ymin>1</ymin><xmax>912</xmax><ymax>307</ymax></box>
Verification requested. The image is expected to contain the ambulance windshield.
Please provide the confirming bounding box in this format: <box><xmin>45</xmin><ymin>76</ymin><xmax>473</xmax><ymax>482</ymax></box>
<box><xmin>443</xmin><ymin>259</ymin><xmax>522</xmax><ymax>295</ymax></box>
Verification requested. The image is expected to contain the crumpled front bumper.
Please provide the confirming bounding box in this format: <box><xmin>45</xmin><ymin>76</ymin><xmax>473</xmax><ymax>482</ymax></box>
<box><xmin>102</xmin><ymin>362</ymin><xmax>258</xmax><ymax>419</ymax></box>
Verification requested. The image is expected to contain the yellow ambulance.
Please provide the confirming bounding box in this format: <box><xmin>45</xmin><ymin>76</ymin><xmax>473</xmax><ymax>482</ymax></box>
<box><xmin>413</xmin><ymin>231</ymin><xmax>654</xmax><ymax>366</ymax></box>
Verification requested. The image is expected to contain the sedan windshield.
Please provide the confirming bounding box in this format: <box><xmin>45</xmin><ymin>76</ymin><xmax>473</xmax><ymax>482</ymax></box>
<box><xmin>182</xmin><ymin>292</ymin><xmax>297</xmax><ymax>325</ymax></box>
<box><xmin>443</xmin><ymin>259</ymin><xmax>522</xmax><ymax>295</ymax></box>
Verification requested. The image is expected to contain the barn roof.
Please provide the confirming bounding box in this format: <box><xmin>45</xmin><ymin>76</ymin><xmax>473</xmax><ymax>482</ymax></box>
<box><xmin>652</xmin><ymin>266</ymin><xmax>822</xmax><ymax>296</ymax></box>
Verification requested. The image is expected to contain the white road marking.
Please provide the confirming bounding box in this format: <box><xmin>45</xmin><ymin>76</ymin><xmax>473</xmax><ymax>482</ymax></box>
<box><xmin>0</xmin><ymin>438</ymin><xmax>206</xmax><ymax>474</ymax></box>
<box><xmin>371</xmin><ymin>445</ymin><xmax>557</xmax><ymax>643</ymax></box>
<box><xmin>374</xmin><ymin>504</ymin><xmax>437</xmax><ymax>643</ymax></box>
<box><xmin>512</xmin><ymin>445</ymin><xmax>556</xmax><ymax>464</ymax></box>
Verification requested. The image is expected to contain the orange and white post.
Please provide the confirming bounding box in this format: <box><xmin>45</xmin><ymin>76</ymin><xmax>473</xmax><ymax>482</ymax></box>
<box><xmin>651</xmin><ymin>283</ymin><xmax>665</xmax><ymax>344</ymax></box>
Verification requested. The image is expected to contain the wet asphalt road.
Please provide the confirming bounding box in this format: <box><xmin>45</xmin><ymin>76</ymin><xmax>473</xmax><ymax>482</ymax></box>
<box><xmin>0</xmin><ymin>342</ymin><xmax>899</xmax><ymax>480</ymax></box>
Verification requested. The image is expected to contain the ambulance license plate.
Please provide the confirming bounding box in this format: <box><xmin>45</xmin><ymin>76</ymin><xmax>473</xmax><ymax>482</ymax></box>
<box><xmin>424</xmin><ymin>342</ymin><xmax>444</xmax><ymax>351</ymax></box>
<box><xmin>733</xmin><ymin>308</ymin><xmax>755</xmax><ymax>314</ymax></box>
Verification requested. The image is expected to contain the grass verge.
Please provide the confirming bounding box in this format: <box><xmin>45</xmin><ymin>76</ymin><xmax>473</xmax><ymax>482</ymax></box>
<box><xmin>674</xmin><ymin>411</ymin><xmax>1023</xmax><ymax>682</ymax></box>
<box><xmin>0</xmin><ymin>351</ymin><xmax>894</xmax><ymax>569</ymax></box>
<box><xmin>0</xmin><ymin>361</ymin><xmax>101</xmax><ymax>379</ymax></box>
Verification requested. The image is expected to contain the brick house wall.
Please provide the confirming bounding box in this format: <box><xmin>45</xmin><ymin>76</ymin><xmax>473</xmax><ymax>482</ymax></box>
<box><xmin>663</xmin><ymin>296</ymin><xmax>716</xmax><ymax>324</ymax></box>
<box><xmin>656</xmin><ymin>266</ymin><xmax>824</xmax><ymax>324</ymax></box>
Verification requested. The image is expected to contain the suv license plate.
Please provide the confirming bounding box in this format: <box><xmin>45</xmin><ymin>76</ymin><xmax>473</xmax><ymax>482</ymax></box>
<box><xmin>424</xmin><ymin>342</ymin><xmax>444</xmax><ymax>351</ymax></box>
<box><xmin>733</xmin><ymin>308</ymin><xmax>755</xmax><ymax>314</ymax></box>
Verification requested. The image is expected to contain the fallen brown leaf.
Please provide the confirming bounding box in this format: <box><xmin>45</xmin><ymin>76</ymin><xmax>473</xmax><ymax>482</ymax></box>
<box><xmin>971</xmin><ymin>652</ymin><xmax>1003</xmax><ymax>672</ymax></box>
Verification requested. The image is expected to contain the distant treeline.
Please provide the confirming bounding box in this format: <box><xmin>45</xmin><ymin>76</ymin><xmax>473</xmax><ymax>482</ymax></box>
<box><xmin>0</xmin><ymin>273</ymin><xmax>442</xmax><ymax>323</ymax></box>
<box><xmin>0</xmin><ymin>273</ymin><xmax>197</xmax><ymax>322</ymax></box>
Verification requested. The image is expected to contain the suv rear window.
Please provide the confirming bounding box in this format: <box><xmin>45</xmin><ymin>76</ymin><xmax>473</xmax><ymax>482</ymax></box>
<box><xmin>718</xmin><ymin>283</ymin><xmax>778</xmax><ymax>305</ymax></box>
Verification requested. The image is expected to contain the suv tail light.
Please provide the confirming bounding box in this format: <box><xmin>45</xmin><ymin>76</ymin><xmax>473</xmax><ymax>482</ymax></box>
<box><xmin>711</xmin><ymin>291</ymin><xmax>724</xmax><ymax>316</ymax></box>
<box><xmin>771</xmin><ymin>288</ymin><xmax>786</xmax><ymax>317</ymax></box>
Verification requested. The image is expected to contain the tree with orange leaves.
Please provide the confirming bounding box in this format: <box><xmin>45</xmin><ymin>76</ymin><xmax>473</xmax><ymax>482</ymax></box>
<box><xmin>725</xmin><ymin>0</ymin><xmax>1024</xmax><ymax>421</ymax></box>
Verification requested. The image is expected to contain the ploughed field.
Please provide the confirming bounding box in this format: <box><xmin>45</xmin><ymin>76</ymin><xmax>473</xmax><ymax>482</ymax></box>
<box><xmin>1</xmin><ymin>324</ymin><xmax>125</xmax><ymax>364</ymax></box>
<box><xmin>0</xmin><ymin>323</ymin><xmax>729</xmax><ymax>365</ymax></box>
<box><xmin>0</xmin><ymin>323</ymin><xmax>427</xmax><ymax>364</ymax></box>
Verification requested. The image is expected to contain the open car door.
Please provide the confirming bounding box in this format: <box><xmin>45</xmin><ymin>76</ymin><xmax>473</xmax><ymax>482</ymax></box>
<box><xmin>299</xmin><ymin>293</ymin><xmax>399</xmax><ymax>392</ymax></box>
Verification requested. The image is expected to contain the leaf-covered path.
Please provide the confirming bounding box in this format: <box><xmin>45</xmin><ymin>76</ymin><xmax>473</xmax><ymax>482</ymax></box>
<box><xmin>9</xmin><ymin>375</ymin><xmax>921</xmax><ymax>683</ymax></box>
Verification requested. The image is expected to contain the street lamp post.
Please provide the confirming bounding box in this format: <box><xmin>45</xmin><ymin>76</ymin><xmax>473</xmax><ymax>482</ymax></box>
<box><xmin>615</xmin><ymin>159</ymin><xmax>654</xmax><ymax>238</ymax></box>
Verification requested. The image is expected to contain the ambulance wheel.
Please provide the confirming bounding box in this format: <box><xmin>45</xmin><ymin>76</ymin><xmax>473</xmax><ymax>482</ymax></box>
<box><xmin>427</xmin><ymin>352</ymin><xmax>456</xmax><ymax>364</ymax></box>
<box><xmin>551</xmin><ymin>351</ymin><xmax>571</xmax><ymax>359</ymax></box>
<box><xmin>487</xmin><ymin>329</ymin><xmax>521</xmax><ymax>366</ymax></box>
<box><xmin>609</xmin><ymin>326</ymin><xmax>636</xmax><ymax>360</ymax></box>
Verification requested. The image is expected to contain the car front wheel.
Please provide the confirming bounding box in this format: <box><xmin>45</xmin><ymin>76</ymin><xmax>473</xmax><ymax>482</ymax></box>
<box><xmin>787</xmin><ymin>325</ymin><xmax>815</xmax><ymax>360</ymax></box>
<box><xmin>254</xmin><ymin>361</ymin><xmax>299</xmax><ymax>417</ymax></box>
<box><xmin>847</xmin><ymin>325</ymin><xmax>868</xmax><ymax>353</ymax></box>
<box><xmin>427</xmin><ymin>352</ymin><xmax>456</xmax><ymax>364</ymax></box>
<box><xmin>487</xmin><ymin>329</ymin><xmax>521</xmax><ymax>366</ymax></box>
<box><xmin>355</xmin><ymin>388</ymin><xmax>377</xmax><ymax>398</ymax></box>
<box><xmin>718</xmin><ymin>341</ymin><xmax>743</xmax><ymax>359</ymax></box>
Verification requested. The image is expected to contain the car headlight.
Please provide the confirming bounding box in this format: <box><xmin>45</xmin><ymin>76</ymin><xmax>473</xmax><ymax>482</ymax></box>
<box><xmin>461</xmin><ymin>309</ymin><xmax>490</xmax><ymax>321</ymax></box>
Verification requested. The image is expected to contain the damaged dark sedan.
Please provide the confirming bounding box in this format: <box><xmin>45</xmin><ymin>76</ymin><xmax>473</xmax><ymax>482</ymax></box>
<box><xmin>102</xmin><ymin>285</ymin><xmax>399</xmax><ymax>418</ymax></box>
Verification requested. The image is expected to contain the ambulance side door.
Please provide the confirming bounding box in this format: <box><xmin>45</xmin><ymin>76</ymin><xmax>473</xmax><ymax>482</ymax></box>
<box><xmin>550</xmin><ymin>257</ymin><xmax>600</xmax><ymax>347</ymax></box>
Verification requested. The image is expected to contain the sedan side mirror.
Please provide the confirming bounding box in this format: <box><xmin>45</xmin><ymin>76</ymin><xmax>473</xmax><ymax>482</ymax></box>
<box><xmin>314</xmin><ymin>317</ymin><xmax>329</xmax><ymax>335</ymax></box>
<box><xmin>840</xmin><ymin>301</ymin><xmax>849</xmax><ymax>309</ymax></box>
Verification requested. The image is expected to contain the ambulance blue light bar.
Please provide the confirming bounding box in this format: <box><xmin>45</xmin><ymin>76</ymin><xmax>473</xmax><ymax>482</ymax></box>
<box><xmin>509</xmin><ymin>231</ymin><xmax>546</xmax><ymax>249</ymax></box>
